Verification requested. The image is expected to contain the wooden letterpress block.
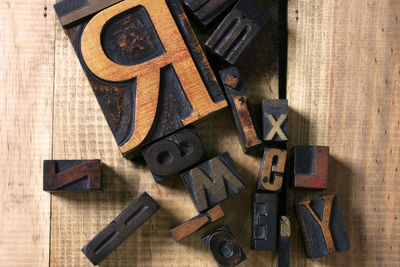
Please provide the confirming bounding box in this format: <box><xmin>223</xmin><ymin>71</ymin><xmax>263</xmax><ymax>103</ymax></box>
<box><xmin>252</xmin><ymin>193</ymin><xmax>278</xmax><ymax>250</ymax></box>
<box><xmin>263</xmin><ymin>99</ymin><xmax>288</xmax><ymax>143</ymax></box>
<box><xmin>54</xmin><ymin>0</ymin><xmax>227</xmax><ymax>157</ymax></box>
<box><xmin>203</xmin><ymin>225</ymin><xmax>246</xmax><ymax>266</ymax></box>
<box><xmin>296</xmin><ymin>194</ymin><xmax>350</xmax><ymax>258</ymax></box>
<box><xmin>292</xmin><ymin>145</ymin><xmax>329</xmax><ymax>189</ymax></box>
<box><xmin>205</xmin><ymin>0</ymin><xmax>268</xmax><ymax>64</ymax></box>
<box><xmin>141</xmin><ymin>127</ymin><xmax>206</xmax><ymax>183</ymax></box>
<box><xmin>170</xmin><ymin>205</ymin><xmax>225</xmax><ymax>242</ymax></box>
<box><xmin>219</xmin><ymin>67</ymin><xmax>262</xmax><ymax>152</ymax></box>
<box><xmin>259</xmin><ymin>147</ymin><xmax>287</xmax><ymax>192</ymax></box>
<box><xmin>181</xmin><ymin>152</ymin><xmax>246</xmax><ymax>212</ymax></box>
<box><xmin>82</xmin><ymin>192</ymin><xmax>159</xmax><ymax>265</ymax></box>
<box><xmin>278</xmin><ymin>216</ymin><xmax>290</xmax><ymax>267</ymax></box>
<box><xmin>43</xmin><ymin>160</ymin><xmax>101</xmax><ymax>191</ymax></box>
<box><xmin>183</xmin><ymin>0</ymin><xmax>238</xmax><ymax>28</ymax></box>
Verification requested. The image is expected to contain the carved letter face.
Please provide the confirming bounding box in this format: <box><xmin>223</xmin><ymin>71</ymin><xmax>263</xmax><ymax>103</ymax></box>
<box><xmin>203</xmin><ymin>225</ymin><xmax>246</xmax><ymax>266</ymax></box>
<box><xmin>220</xmin><ymin>67</ymin><xmax>262</xmax><ymax>152</ymax></box>
<box><xmin>82</xmin><ymin>192</ymin><xmax>159</xmax><ymax>265</ymax></box>
<box><xmin>181</xmin><ymin>152</ymin><xmax>246</xmax><ymax>212</ymax></box>
<box><xmin>292</xmin><ymin>145</ymin><xmax>329</xmax><ymax>189</ymax></box>
<box><xmin>252</xmin><ymin>193</ymin><xmax>278</xmax><ymax>251</ymax></box>
<box><xmin>43</xmin><ymin>160</ymin><xmax>101</xmax><ymax>191</ymax></box>
<box><xmin>263</xmin><ymin>99</ymin><xmax>289</xmax><ymax>143</ymax></box>
<box><xmin>259</xmin><ymin>148</ymin><xmax>287</xmax><ymax>192</ymax></box>
<box><xmin>296</xmin><ymin>195</ymin><xmax>350</xmax><ymax>258</ymax></box>
<box><xmin>205</xmin><ymin>0</ymin><xmax>268</xmax><ymax>64</ymax></box>
<box><xmin>142</xmin><ymin>127</ymin><xmax>206</xmax><ymax>182</ymax></box>
<box><xmin>54</xmin><ymin>0</ymin><xmax>227</xmax><ymax>156</ymax></box>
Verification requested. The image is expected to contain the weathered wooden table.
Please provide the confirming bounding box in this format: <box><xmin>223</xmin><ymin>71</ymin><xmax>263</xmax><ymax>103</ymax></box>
<box><xmin>1</xmin><ymin>0</ymin><xmax>399</xmax><ymax>266</ymax></box>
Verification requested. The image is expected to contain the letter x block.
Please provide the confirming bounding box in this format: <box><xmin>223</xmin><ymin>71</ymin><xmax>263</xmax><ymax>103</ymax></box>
<box><xmin>263</xmin><ymin>99</ymin><xmax>288</xmax><ymax>143</ymax></box>
<box><xmin>296</xmin><ymin>194</ymin><xmax>350</xmax><ymax>258</ymax></box>
<box><xmin>43</xmin><ymin>160</ymin><xmax>101</xmax><ymax>191</ymax></box>
<box><xmin>181</xmin><ymin>152</ymin><xmax>246</xmax><ymax>212</ymax></box>
<box><xmin>54</xmin><ymin>0</ymin><xmax>227</xmax><ymax>157</ymax></box>
<box><xmin>292</xmin><ymin>145</ymin><xmax>329</xmax><ymax>190</ymax></box>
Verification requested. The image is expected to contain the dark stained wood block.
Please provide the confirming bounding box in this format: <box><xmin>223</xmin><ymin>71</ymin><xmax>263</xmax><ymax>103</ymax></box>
<box><xmin>170</xmin><ymin>205</ymin><xmax>225</xmax><ymax>242</ymax></box>
<box><xmin>141</xmin><ymin>127</ymin><xmax>206</xmax><ymax>183</ymax></box>
<box><xmin>278</xmin><ymin>216</ymin><xmax>290</xmax><ymax>267</ymax></box>
<box><xmin>81</xmin><ymin>192</ymin><xmax>159</xmax><ymax>265</ymax></box>
<box><xmin>183</xmin><ymin>0</ymin><xmax>237</xmax><ymax>29</ymax></box>
<box><xmin>43</xmin><ymin>160</ymin><xmax>101</xmax><ymax>191</ymax></box>
<box><xmin>219</xmin><ymin>67</ymin><xmax>263</xmax><ymax>152</ymax></box>
<box><xmin>54</xmin><ymin>0</ymin><xmax>227</xmax><ymax>157</ymax></box>
<box><xmin>181</xmin><ymin>152</ymin><xmax>246</xmax><ymax>212</ymax></box>
<box><xmin>292</xmin><ymin>145</ymin><xmax>329</xmax><ymax>190</ymax></box>
<box><xmin>258</xmin><ymin>147</ymin><xmax>287</xmax><ymax>192</ymax></box>
<box><xmin>203</xmin><ymin>225</ymin><xmax>246</xmax><ymax>266</ymax></box>
<box><xmin>296</xmin><ymin>194</ymin><xmax>350</xmax><ymax>258</ymax></box>
<box><xmin>262</xmin><ymin>99</ymin><xmax>288</xmax><ymax>143</ymax></box>
<box><xmin>252</xmin><ymin>193</ymin><xmax>278</xmax><ymax>251</ymax></box>
<box><xmin>205</xmin><ymin>0</ymin><xmax>269</xmax><ymax>64</ymax></box>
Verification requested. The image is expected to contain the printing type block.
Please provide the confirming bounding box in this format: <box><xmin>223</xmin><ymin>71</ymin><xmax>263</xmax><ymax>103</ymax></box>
<box><xmin>54</xmin><ymin>0</ymin><xmax>227</xmax><ymax>157</ymax></box>
<box><xmin>263</xmin><ymin>99</ymin><xmax>288</xmax><ymax>143</ymax></box>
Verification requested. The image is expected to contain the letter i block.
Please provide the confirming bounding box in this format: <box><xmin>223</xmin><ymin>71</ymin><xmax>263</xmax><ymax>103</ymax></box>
<box><xmin>296</xmin><ymin>194</ymin><xmax>350</xmax><ymax>258</ymax></box>
<box><xmin>292</xmin><ymin>145</ymin><xmax>329</xmax><ymax>190</ymax></box>
<box><xmin>54</xmin><ymin>0</ymin><xmax>227</xmax><ymax>157</ymax></box>
<box><xmin>263</xmin><ymin>99</ymin><xmax>288</xmax><ymax>143</ymax></box>
<box><xmin>181</xmin><ymin>152</ymin><xmax>246</xmax><ymax>212</ymax></box>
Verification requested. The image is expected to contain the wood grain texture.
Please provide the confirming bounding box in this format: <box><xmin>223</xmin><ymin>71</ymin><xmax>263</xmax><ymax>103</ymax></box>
<box><xmin>0</xmin><ymin>0</ymin><xmax>54</xmax><ymax>265</ymax></box>
<box><xmin>287</xmin><ymin>0</ymin><xmax>400</xmax><ymax>265</ymax></box>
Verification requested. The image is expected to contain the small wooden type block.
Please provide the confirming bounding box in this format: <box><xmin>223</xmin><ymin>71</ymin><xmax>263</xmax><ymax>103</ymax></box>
<box><xmin>252</xmin><ymin>193</ymin><xmax>278</xmax><ymax>250</ymax></box>
<box><xmin>43</xmin><ymin>160</ymin><xmax>101</xmax><ymax>191</ymax></box>
<box><xmin>82</xmin><ymin>192</ymin><xmax>159</xmax><ymax>265</ymax></box>
<box><xmin>141</xmin><ymin>127</ymin><xmax>206</xmax><ymax>182</ymax></box>
<box><xmin>259</xmin><ymin>148</ymin><xmax>287</xmax><ymax>192</ymax></box>
<box><xmin>278</xmin><ymin>216</ymin><xmax>290</xmax><ymax>267</ymax></box>
<box><xmin>205</xmin><ymin>0</ymin><xmax>268</xmax><ymax>64</ymax></box>
<box><xmin>296</xmin><ymin>194</ymin><xmax>350</xmax><ymax>258</ymax></box>
<box><xmin>181</xmin><ymin>152</ymin><xmax>246</xmax><ymax>212</ymax></box>
<box><xmin>219</xmin><ymin>67</ymin><xmax>262</xmax><ymax>152</ymax></box>
<box><xmin>183</xmin><ymin>0</ymin><xmax>238</xmax><ymax>28</ymax></box>
<box><xmin>54</xmin><ymin>0</ymin><xmax>227</xmax><ymax>157</ymax></box>
<box><xmin>292</xmin><ymin>145</ymin><xmax>329</xmax><ymax>189</ymax></box>
<box><xmin>262</xmin><ymin>99</ymin><xmax>288</xmax><ymax>143</ymax></box>
<box><xmin>170</xmin><ymin>205</ymin><xmax>225</xmax><ymax>242</ymax></box>
<box><xmin>203</xmin><ymin>225</ymin><xmax>246</xmax><ymax>266</ymax></box>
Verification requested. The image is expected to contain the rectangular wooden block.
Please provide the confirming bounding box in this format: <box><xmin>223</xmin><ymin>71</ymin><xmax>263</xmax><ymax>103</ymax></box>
<box><xmin>219</xmin><ymin>67</ymin><xmax>263</xmax><ymax>152</ymax></box>
<box><xmin>141</xmin><ymin>127</ymin><xmax>206</xmax><ymax>183</ymax></box>
<box><xmin>252</xmin><ymin>193</ymin><xmax>278</xmax><ymax>250</ymax></box>
<box><xmin>181</xmin><ymin>152</ymin><xmax>246</xmax><ymax>212</ymax></box>
<box><xmin>258</xmin><ymin>147</ymin><xmax>287</xmax><ymax>192</ymax></box>
<box><xmin>170</xmin><ymin>205</ymin><xmax>225</xmax><ymax>242</ymax></box>
<box><xmin>81</xmin><ymin>192</ymin><xmax>159</xmax><ymax>265</ymax></box>
<box><xmin>292</xmin><ymin>145</ymin><xmax>329</xmax><ymax>189</ymax></box>
<box><xmin>278</xmin><ymin>216</ymin><xmax>290</xmax><ymax>267</ymax></box>
<box><xmin>183</xmin><ymin>0</ymin><xmax>237</xmax><ymax>28</ymax></box>
<box><xmin>54</xmin><ymin>0</ymin><xmax>227</xmax><ymax>157</ymax></box>
<box><xmin>43</xmin><ymin>160</ymin><xmax>101</xmax><ymax>191</ymax></box>
<box><xmin>296</xmin><ymin>194</ymin><xmax>350</xmax><ymax>258</ymax></box>
<box><xmin>202</xmin><ymin>225</ymin><xmax>246</xmax><ymax>266</ymax></box>
<box><xmin>262</xmin><ymin>99</ymin><xmax>288</xmax><ymax>143</ymax></box>
<box><xmin>205</xmin><ymin>0</ymin><xmax>268</xmax><ymax>64</ymax></box>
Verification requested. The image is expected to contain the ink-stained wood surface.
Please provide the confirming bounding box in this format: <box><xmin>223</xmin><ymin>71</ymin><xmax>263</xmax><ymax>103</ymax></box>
<box><xmin>1</xmin><ymin>0</ymin><xmax>399</xmax><ymax>267</ymax></box>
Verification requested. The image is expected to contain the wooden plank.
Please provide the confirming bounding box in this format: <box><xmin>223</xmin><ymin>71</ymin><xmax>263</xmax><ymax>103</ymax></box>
<box><xmin>287</xmin><ymin>0</ymin><xmax>400</xmax><ymax>265</ymax></box>
<box><xmin>50</xmin><ymin>0</ymin><xmax>280</xmax><ymax>265</ymax></box>
<box><xmin>0</xmin><ymin>0</ymin><xmax>55</xmax><ymax>265</ymax></box>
